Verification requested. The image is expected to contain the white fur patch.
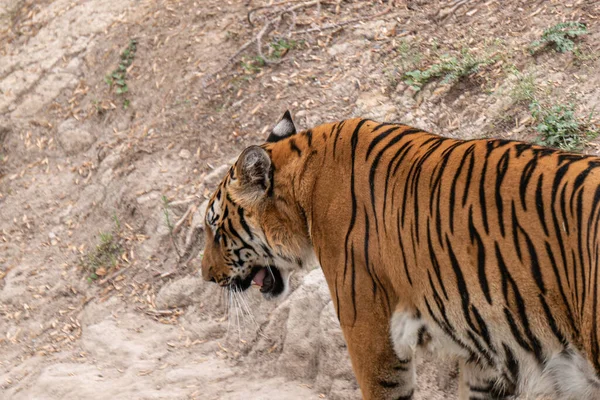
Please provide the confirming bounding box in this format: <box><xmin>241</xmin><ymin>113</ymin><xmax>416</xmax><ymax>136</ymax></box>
<box><xmin>536</xmin><ymin>347</ymin><xmax>600</xmax><ymax>399</ymax></box>
<box><xmin>272</xmin><ymin>118</ymin><xmax>295</xmax><ymax>137</ymax></box>
<box><xmin>390</xmin><ymin>311</ymin><xmax>424</xmax><ymax>356</ymax></box>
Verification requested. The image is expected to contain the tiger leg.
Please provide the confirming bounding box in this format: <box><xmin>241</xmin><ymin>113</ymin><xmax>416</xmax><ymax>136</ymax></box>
<box><xmin>458</xmin><ymin>360</ymin><xmax>515</xmax><ymax>400</ymax></box>
<box><xmin>339</xmin><ymin>305</ymin><xmax>416</xmax><ymax>400</ymax></box>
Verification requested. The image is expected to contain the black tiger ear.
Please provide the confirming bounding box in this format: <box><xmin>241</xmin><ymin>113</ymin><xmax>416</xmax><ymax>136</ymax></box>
<box><xmin>267</xmin><ymin>110</ymin><xmax>296</xmax><ymax>142</ymax></box>
<box><xmin>233</xmin><ymin>146</ymin><xmax>272</xmax><ymax>204</ymax></box>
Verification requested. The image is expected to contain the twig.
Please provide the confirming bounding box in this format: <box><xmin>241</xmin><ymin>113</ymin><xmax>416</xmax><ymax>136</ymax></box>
<box><xmin>248</xmin><ymin>0</ymin><xmax>307</xmax><ymax>26</ymax></box>
<box><xmin>291</xmin><ymin>6</ymin><xmax>394</xmax><ymax>35</ymax></box>
<box><xmin>435</xmin><ymin>0</ymin><xmax>474</xmax><ymax>21</ymax></box>
<box><xmin>172</xmin><ymin>202</ymin><xmax>197</xmax><ymax>236</ymax></box>
<box><xmin>98</xmin><ymin>267</ymin><xmax>127</xmax><ymax>285</ymax></box>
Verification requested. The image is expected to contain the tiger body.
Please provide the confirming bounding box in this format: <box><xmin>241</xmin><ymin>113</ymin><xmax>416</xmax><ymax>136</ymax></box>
<box><xmin>201</xmin><ymin>115</ymin><xmax>600</xmax><ymax>399</ymax></box>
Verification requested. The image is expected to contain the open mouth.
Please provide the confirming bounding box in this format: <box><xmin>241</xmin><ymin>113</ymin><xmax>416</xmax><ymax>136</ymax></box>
<box><xmin>231</xmin><ymin>266</ymin><xmax>284</xmax><ymax>297</ymax></box>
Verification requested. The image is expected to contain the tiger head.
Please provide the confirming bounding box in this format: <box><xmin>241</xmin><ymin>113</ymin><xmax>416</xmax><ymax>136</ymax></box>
<box><xmin>200</xmin><ymin>111</ymin><xmax>314</xmax><ymax>298</ymax></box>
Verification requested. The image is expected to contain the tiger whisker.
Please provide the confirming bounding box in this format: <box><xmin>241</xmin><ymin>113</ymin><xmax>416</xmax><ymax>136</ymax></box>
<box><xmin>266</xmin><ymin>265</ymin><xmax>276</xmax><ymax>281</ymax></box>
<box><xmin>226</xmin><ymin>288</ymin><xmax>232</xmax><ymax>339</ymax></box>
<box><xmin>233</xmin><ymin>287</ymin><xmax>242</xmax><ymax>342</ymax></box>
<box><xmin>237</xmin><ymin>289</ymin><xmax>260</xmax><ymax>331</ymax></box>
<box><xmin>240</xmin><ymin>290</ymin><xmax>270</xmax><ymax>340</ymax></box>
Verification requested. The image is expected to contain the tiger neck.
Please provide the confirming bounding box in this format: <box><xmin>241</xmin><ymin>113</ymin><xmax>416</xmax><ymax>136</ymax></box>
<box><xmin>267</xmin><ymin>128</ymin><xmax>325</xmax><ymax>239</ymax></box>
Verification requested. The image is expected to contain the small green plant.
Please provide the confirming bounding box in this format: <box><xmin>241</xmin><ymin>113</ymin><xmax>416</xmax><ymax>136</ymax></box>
<box><xmin>83</xmin><ymin>213</ymin><xmax>123</xmax><ymax>282</ymax></box>
<box><xmin>396</xmin><ymin>39</ymin><xmax>422</xmax><ymax>67</ymax></box>
<box><xmin>510</xmin><ymin>72</ymin><xmax>537</xmax><ymax>104</ymax></box>
<box><xmin>162</xmin><ymin>195</ymin><xmax>182</xmax><ymax>257</ymax></box>
<box><xmin>241</xmin><ymin>56</ymin><xmax>265</xmax><ymax>74</ymax></box>
<box><xmin>112</xmin><ymin>212</ymin><xmax>121</xmax><ymax>231</ymax></box>
<box><xmin>85</xmin><ymin>232</ymin><xmax>121</xmax><ymax>282</ymax></box>
<box><xmin>530</xmin><ymin>101</ymin><xmax>598</xmax><ymax>151</ymax></box>
<box><xmin>269</xmin><ymin>38</ymin><xmax>299</xmax><ymax>59</ymax></box>
<box><xmin>530</xmin><ymin>22</ymin><xmax>587</xmax><ymax>54</ymax></box>
<box><xmin>573</xmin><ymin>43</ymin><xmax>600</xmax><ymax>65</ymax></box>
<box><xmin>386</xmin><ymin>40</ymin><xmax>422</xmax><ymax>87</ymax></box>
<box><xmin>105</xmin><ymin>39</ymin><xmax>138</xmax><ymax>107</ymax></box>
<box><xmin>403</xmin><ymin>49</ymin><xmax>497</xmax><ymax>91</ymax></box>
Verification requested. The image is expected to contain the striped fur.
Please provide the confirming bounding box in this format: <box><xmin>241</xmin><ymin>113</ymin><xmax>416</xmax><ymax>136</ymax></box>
<box><xmin>201</xmin><ymin>116</ymin><xmax>600</xmax><ymax>399</ymax></box>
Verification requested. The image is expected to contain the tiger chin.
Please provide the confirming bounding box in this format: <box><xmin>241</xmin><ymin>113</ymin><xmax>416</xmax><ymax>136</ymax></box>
<box><xmin>201</xmin><ymin>111</ymin><xmax>600</xmax><ymax>400</ymax></box>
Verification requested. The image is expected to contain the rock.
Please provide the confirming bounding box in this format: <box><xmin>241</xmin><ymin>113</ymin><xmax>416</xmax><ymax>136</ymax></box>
<box><xmin>155</xmin><ymin>276</ymin><xmax>204</xmax><ymax>309</ymax></box>
<box><xmin>136</xmin><ymin>190</ymin><xmax>160</xmax><ymax>205</ymax></box>
<box><xmin>57</xmin><ymin>119</ymin><xmax>95</xmax><ymax>155</ymax></box>
<box><xmin>327</xmin><ymin>42</ymin><xmax>351</xmax><ymax>57</ymax></box>
<box><xmin>354</xmin><ymin>91</ymin><xmax>396</xmax><ymax>121</ymax></box>
<box><xmin>352</xmin><ymin>20</ymin><xmax>387</xmax><ymax>40</ymax></box>
<box><xmin>276</xmin><ymin>269</ymin><xmax>332</xmax><ymax>380</ymax></box>
<box><xmin>315</xmin><ymin>302</ymin><xmax>357</xmax><ymax>397</ymax></box>
<box><xmin>295</xmin><ymin>109</ymin><xmax>308</xmax><ymax>118</ymax></box>
<box><xmin>13</xmin><ymin>73</ymin><xmax>78</xmax><ymax>118</ymax></box>
<box><xmin>178</xmin><ymin>149</ymin><xmax>192</xmax><ymax>159</ymax></box>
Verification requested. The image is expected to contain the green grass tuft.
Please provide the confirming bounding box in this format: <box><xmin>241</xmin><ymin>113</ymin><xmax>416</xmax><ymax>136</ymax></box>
<box><xmin>403</xmin><ymin>49</ymin><xmax>497</xmax><ymax>91</ymax></box>
<box><xmin>530</xmin><ymin>22</ymin><xmax>587</xmax><ymax>54</ymax></box>
<box><xmin>530</xmin><ymin>101</ymin><xmax>598</xmax><ymax>151</ymax></box>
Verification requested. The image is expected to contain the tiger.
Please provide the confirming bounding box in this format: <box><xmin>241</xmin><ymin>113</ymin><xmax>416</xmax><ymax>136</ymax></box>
<box><xmin>200</xmin><ymin>111</ymin><xmax>600</xmax><ymax>400</ymax></box>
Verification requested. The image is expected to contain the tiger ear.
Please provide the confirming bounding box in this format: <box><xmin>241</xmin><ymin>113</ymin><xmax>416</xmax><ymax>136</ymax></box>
<box><xmin>267</xmin><ymin>110</ymin><xmax>296</xmax><ymax>142</ymax></box>
<box><xmin>233</xmin><ymin>146</ymin><xmax>272</xmax><ymax>204</ymax></box>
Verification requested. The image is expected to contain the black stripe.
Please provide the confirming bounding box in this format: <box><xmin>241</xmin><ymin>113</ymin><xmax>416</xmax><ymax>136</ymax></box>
<box><xmin>304</xmin><ymin>129</ymin><xmax>313</xmax><ymax>147</ymax></box>
<box><xmin>237</xmin><ymin>208</ymin><xmax>254</xmax><ymax>240</ymax></box>
<box><xmin>342</xmin><ymin>119</ymin><xmax>369</xmax><ymax>324</ymax></box>
<box><xmin>297</xmin><ymin>150</ymin><xmax>317</xmax><ymax>182</ymax></box>
<box><xmin>378</xmin><ymin>380</ymin><xmax>399</xmax><ymax>388</ymax></box>
<box><xmin>517</xmin><ymin>222</ymin><xmax>545</xmax><ymax>294</ymax></box>
<box><xmin>384</xmin><ymin>141</ymin><xmax>414</xmax><ymax>231</ymax></box>
<box><xmin>520</xmin><ymin>156</ymin><xmax>538</xmax><ymax>211</ymax></box>
<box><xmin>462</xmin><ymin>143</ymin><xmax>476</xmax><ymax>207</ymax></box>
<box><xmin>363</xmin><ymin>205</ymin><xmax>377</xmax><ymax>297</ymax></box>
<box><xmin>544</xmin><ymin>241</ymin><xmax>578</xmax><ymax>336</ymax></box>
<box><xmin>430</xmin><ymin>141</ymin><xmax>462</xmax><ymax>245</ymax></box>
<box><xmin>289</xmin><ymin>139</ymin><xmax>301</xmax><ymax>156</ymax></box>
<box><xmin>539</xmin><ymin>293</ymin><xmax>569</xmax><ymax>346</ymax></box>
<box><xmin>535</xmin><ymin>174</ymin><xmax>549</xmax><ymax>236</ymax></box>
<box><xmin>408</xmin><ymin>138</ymin><xmax>446</xmax><ymax>242</ymax></box>
<box><xmin>365</xmin><ymin>127</ymin><xmax>400</xmax><ymax>160</ymax></box>
<box><xmin>576</xmin><ymin>188</ymin><xmax>586</xmax><ymax>317</ymax></box>
<box><xmin>469</xmin><ymin>207</ymin><xmax>492</xmax><ymax>304</ymax></box>
<box><xmin>397</xmin><ymin>213</ymin><xmax>413</xmax><ymax>286</ymax></box>
<box><xmin>369</xmin><ymin>133</ymin><xmax>405</xmax><ymax>234</ymax></box>
<box><xmin>494</xmin><ymin>149</ymin><xmax>510</xmax><ymax>237</ymax></box>
<box><xmin>446</xmin><ymin>235</ymin><xmax>495</xmax><ymax>366</ymax></box>
<box><xmin>332</xmin><ymin>120</ymin><xmax>346</xmax><ymax>158</ymax></box>
<box><xmin>470</xmin><ymin>304</ymin><xmax>495</xmax><ymax>353</ymax></box>
<box><xmin>424</xmin><ymin>298</ymin><xmax>478</xmax><ymax>362</ymax></box>
<box><xmin>477</xmin><ymin>142</ymin><xmax>493</xmax><ymax>234</ymax></box>
<box><xmin>502</xmin><ymin>343</ymin><xmax>520</xmax><ymax>384</ymax></box>
<box><xmin>560</xmin><ymin>184</ymin><xmax>570</xmax><ymax>236</ymax></box>
<box><xmin>394</xmin><ymin>390</ymin><xmax>414</xmax><ymax>400</ymax></box>
<box><xmin>496</xmin><ymin>242</ymin><xmax>544</xmax><ymax>362</ymax></box>
<box><xmin>372</xmin><ymin>122</ymin><xmax>397</xmax><ymax>131</ymax></box>
<box><xmin>450</xmin><ymin>144</ymin><xmax>475</xmax><ymax>233</ymax></box>
<box><xmin>427</xmin><ymin>219</ymin><xmax>449</xmax><ymax>299</ymax></box>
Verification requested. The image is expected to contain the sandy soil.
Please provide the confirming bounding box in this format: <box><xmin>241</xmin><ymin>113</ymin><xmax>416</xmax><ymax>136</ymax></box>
<box><xmin>1</xmin><ymin>0</ymin><xmax>599</xmax><ymax>399</ymax></box>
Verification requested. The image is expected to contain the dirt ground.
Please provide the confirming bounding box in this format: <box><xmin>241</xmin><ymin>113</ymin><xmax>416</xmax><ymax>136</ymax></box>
<box><xmin>1</xmin><ymin>0</ymin><xmax>600</xmax><ymax>399</ymax></box>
